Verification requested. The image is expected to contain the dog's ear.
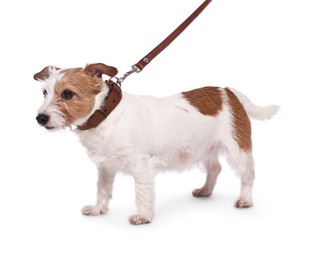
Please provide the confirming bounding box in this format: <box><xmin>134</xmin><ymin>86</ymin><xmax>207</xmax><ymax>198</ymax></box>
<box><xmin>34</xmin><ymin>66</ymin><xmax>61</xmax><ymax>81</ymax></box>
<box><xmin>84</xmin><ymin>63</ymin><xmax>118</xmax><ymax>78</ymax></box>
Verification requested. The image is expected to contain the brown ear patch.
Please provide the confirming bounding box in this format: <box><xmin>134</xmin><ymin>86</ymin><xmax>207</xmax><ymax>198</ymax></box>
<box><xmin>34</xmin><ymin>66</ymin><xmax>60</xmax><ymax>81</ymax></box>
<box><xmin>225</xmin><ymin>88</ymin><xmax>252</xmax><ymax>152</ymax></box>
<box><xmin>84</xmin><ymin>63</ymin><xmax>118</xmax><ymax>78</ymax></box>
<box><xmin>182</xmin><ymin>87</ymin><xmax>223</xmax><ymax>116</ymax></box>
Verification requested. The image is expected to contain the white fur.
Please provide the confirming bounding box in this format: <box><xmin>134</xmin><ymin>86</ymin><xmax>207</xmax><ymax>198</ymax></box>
<box><xmin>230</xmin><ymin>88</ymin><xmax>280</xmax><ymax>120</ymax></box>
<box><xmin>37</xmin><ymin>68</ymin><xmax>67</xmax><ymax>129</ymax></box>
<box><xmin>75</xmin><ymin>83</ymin><xmax>277</xmax><ymax>224</ymax></box>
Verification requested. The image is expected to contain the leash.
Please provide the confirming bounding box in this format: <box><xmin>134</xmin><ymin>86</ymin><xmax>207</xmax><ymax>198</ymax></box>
<box><xmin>78</xmin><ymin>0</ymin><xmax>213</xmax><ymax>130</ymax></box>
<box><xmin>114</xmin><ymin>0</ymin><xmax>213</xmax><ymax>86</ymax></box>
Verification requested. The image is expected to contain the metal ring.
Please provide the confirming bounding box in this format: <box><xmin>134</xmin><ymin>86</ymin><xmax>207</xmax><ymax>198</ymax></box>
<box><xmin>108</xmin><ymin>77</ymin><xmax>121</xmax><ymax>87</ymax></box>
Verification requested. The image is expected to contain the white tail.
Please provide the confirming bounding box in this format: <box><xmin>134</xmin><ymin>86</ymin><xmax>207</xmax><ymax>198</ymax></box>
<box><xmin>230</xmin><ymin>88</ymin><xmax>280</xmax><ymax>120</ymax></box>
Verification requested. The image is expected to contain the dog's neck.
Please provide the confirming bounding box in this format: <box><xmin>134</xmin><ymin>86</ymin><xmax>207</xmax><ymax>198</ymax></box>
<box><xmin>77</xmin><ymin>80</ymin><xmax>122</xmax><ymax>130</ymax></box>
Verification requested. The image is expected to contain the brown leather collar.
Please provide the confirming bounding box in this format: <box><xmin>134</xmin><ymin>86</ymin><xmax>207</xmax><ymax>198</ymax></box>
<box><xmin>77</xmin><ymin>80</ymin><xmax>122</xmax><ymax>130</ymax></box>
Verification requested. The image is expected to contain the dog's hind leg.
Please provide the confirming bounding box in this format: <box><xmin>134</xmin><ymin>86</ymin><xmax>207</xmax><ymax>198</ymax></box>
<box><xmin>192</xmin><ymin>144</ymin><xmax>222</xmax><ymax>198</ymax></box>
<box><xmin>192</xmin><ymin>156</ymin><xmax>222</xmax><ymax>198</ymax></box>
<box><xmin>224</xmin><ymin>87</ymin><xmax>255</xmax><ymax>207</ymax></box>
<box><xmin>227</xmin><ymin>150</ymin><xmax>255</xmax><ymax>208</ymax></box>
<box><xmin>82</xmin><ymin>167</ymin><xmax>116</xmax><ymax>215</ymax></box>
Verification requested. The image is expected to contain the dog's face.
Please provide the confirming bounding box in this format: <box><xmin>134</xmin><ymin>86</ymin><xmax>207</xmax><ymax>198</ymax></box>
<box><xmin>34</xmin><ymin>63</ymin><xmax>117</xmax><ymax>130</ymax></box>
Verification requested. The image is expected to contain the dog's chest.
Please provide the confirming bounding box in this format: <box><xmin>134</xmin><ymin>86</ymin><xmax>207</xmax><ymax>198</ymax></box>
<box><xmin>76</xmin><ymin>127</ymin><xmax>130</xmax><ymax>167</ymax></box>
<box><xmin>77</xmin><ymin>128</ymin><xmax>112</xmax><ymax>155</ymax></box>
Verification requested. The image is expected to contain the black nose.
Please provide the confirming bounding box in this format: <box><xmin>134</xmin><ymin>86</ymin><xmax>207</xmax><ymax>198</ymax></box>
<box><xmin>36</xmin><ymin>114</ymin><xmax>50</xmax><ymax>126</ymax></box>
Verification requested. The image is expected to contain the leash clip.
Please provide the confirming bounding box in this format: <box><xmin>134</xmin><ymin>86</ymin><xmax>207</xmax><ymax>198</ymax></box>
<box><xmin>114</xmin><ymin>66</ymin><xmax>140</xmax><ymax>86</ymax></box>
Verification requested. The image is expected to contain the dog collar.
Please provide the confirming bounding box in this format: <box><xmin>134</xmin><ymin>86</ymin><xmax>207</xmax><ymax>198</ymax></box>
<box><xmin>77</xmin><ymin>80</ymin><xmax>122</xmax><ymax>130</ymax></box>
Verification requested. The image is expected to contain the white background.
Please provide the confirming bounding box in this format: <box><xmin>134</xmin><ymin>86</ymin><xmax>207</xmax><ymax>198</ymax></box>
<box><xmin>0</xmin><ymin>0</ymin><xmax>309</xmax><ymax>259</ymax></box>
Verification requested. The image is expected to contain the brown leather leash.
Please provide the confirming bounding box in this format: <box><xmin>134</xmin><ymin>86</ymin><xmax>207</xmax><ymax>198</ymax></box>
<box><xmin>78</xmin><ymin>0</ymin><xmax>212</xmax><ymax>130</ymax></box>
<box><xmin>115</xmin><ymin>0</ymin><xmax>213</xmax><ymax>85</ymax></box>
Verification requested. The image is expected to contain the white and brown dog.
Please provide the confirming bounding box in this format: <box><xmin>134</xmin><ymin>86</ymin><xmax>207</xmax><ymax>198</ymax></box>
<box><xmin>34</xmin><ymin>63</ymin><xmax>278</xmax><ymax>224</ymax></box>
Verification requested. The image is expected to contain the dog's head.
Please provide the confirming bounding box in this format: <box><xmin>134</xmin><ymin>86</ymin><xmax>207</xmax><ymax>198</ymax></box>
<box><xmin>34</xmin><ymin>63</ymin><xmax>118</xmax><ymax>130</ymax></box>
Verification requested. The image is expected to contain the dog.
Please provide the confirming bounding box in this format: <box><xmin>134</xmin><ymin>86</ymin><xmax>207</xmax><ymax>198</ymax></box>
<box><xmin>34</xmin><ymin>63</ymin><xmax>279</xmax><ymax>224</ymax></box>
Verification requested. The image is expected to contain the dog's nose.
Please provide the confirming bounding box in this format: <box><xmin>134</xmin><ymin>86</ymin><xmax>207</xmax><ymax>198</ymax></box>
<box><xmin>36</xmin><ymin>114</ymin><xmax>50</xmax><ymax>126</ymax></box>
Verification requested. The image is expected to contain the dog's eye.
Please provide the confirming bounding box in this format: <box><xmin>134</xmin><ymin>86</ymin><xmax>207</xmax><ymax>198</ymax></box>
<box><xmin>61</xmin><ymin>89</ymin><xmax>74</xmax><ymax>100</ymax></box>
<box><xmin>43</xmin><ymin>90</ymin><xmax>47</xmax><ymax>97</ymax></box>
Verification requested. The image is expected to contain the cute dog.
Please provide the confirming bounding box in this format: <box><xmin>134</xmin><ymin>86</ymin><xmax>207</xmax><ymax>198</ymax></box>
<box><xmin>34</xmin><ymin>63</ymin><xmax>278</xmax><ymax>224</ymax></box>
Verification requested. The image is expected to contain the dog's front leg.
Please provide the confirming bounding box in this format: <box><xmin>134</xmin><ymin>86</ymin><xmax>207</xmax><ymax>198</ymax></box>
<box><xmin>82</xmin><ymin>167</ymin><xmax>116</xmax><ymax>216</ymax></box>
<box><xmin>129</xmin><ymin>176</ymin><xmax>155</xmax><ymax>225</ymax></box>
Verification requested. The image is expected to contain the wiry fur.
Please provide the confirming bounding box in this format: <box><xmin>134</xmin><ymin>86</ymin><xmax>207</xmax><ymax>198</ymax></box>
<box><xmin>35</xmin><ymin>63</ymin><xmax>279</xmax><ymax>224</ymax></box>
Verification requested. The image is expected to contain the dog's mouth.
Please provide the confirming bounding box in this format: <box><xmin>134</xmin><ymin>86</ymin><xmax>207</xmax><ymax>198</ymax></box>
<box><xmin>44</xmin><ymin>124</ymin><xmax>71</xmax><ymax>131</ymax></box>
<box><xmin>45</xmin><ymin>126</ymin><xmax>56</xmax><ymax>130</ymax></box>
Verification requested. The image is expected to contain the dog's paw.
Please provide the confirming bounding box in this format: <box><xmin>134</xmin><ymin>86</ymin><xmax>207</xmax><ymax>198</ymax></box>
<box><xmin>129</xmin><ymin>214</ymin><xmax>152</xmax><ymax>225</ymax></box>
<box><xmin>235</xmin><ymin>198</ymin><xmax>253</xmax><ymax>208</ymax></box>
<box><xmin>192</xmin><ymin>188</ymin><xmax>212</xmax><ymax>198</ymax></box>
<box><xmin>81</xmin><ymin>205</ymin><xmax>108</xmax><ymax>216</ymax></box>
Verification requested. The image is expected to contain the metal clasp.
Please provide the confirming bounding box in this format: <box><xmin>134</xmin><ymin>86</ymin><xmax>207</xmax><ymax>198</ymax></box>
<box><xmin>113</xmin><ymin>65</ymin><xmax>140</xmax><ymax>87</ymax></box>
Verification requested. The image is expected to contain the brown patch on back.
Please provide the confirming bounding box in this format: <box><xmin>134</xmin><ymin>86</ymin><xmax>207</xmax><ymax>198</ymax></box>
<box><xmin>53</xmin><ymin>68</ymin><xmax>103</xmax><ymax>123</ymax></box>
<box><xmin>182</xmin><ymin>87</ymin><xmax>223</xmax><ymax>116</ymax></box>
<box><xmin>225</xmin><ymin>88</ymin><xmax>252</xmax><ymax>152</ymax></box>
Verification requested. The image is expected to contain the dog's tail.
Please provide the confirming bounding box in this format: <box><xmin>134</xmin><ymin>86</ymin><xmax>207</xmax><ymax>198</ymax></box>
<box><xmin>230</xmin><ymin>88</ymin><xmax>280</xmax><ymax>120</ymax></box>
